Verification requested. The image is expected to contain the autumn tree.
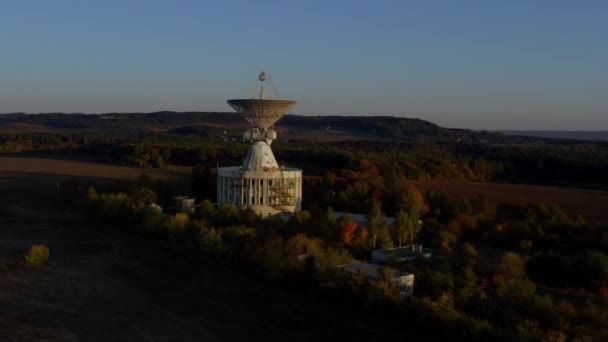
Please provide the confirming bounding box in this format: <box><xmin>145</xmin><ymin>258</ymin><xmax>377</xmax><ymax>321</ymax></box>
<box><xmin>394</xmin><ymin>209</ymin><xmax>420</xmax><ymax>247</ymax></box>
<box><xmin>163</xmin><ymin>213</ymin><xmax>190</xmax><ymax>244</ymax></box>
<box><xmin>131</xmin><ymin>187</ymin><xmax>158</xmax><ymax>208</ymax></box>
<box><xmin>397</xmin><ymin>183</ymin><xmax>428</xmax><ymax>224</ymax></box>
<box><xmin>353</xmin><ymin>228</ymin><xmax>369</xmax><ymax>248</ymax></box>
<box><xmin>197</xmin><ymin>199</ymin><xmax>215</xmax><ymax>219</ymax></box>
<box><xmin>394</xmin><ymin>209</ymin><xmax>409</xmax><ymax>247</ymax></box>
<box><xmin>499</xmin><ymin>252</ymin><xmax>527</xmax><ymax>279</ymax></box>
<box><xmin>367</xmin><ymin>201</ymin><xmax>393</xmax><ymax>249</ymax></box>
<box><xmin>340</xmin><ymin>219</ymin><xmax>358</xmax><ymax>246</ymax></box>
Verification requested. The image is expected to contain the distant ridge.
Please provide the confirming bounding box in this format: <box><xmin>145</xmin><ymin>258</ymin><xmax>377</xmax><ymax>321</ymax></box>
<box><xmin>0</xmin><ymin>111</ymin><xmax>452</xmax><ymax>139</ymax></box>
<box><xmin>500</xmin><ymin>130</ymin><xmax>608</xmax><ymax>142</ymax></box>
<box><xmin>0</xmin><ymin>111</ymin><xmax>560</xmax><ymax>144</ymax></box>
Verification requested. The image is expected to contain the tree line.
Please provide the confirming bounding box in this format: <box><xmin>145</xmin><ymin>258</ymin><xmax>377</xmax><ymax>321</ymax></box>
<box><xmin>2</xmin><ymin>130</ymin><xmax>608</xmax><ymax>189</ymax></box>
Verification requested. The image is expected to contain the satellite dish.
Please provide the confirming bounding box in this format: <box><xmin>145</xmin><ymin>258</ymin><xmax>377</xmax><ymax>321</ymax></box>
<box><xmin>227</xmin><ymin>99</ymin><xmax>296</xmax><ymax>130</ymax></box>
<box><xmin>227</xmin><ymin>72</ymin><xmax>295</xmax><ymax>131</ymax></box>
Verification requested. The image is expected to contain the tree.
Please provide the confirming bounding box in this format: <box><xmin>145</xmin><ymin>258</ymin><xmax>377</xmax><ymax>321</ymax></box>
<box><xmin>435</xmin><ymin>230</ymin><xmax>457</xmax><ymax>252</ymax></box>
<box><xmin>197</xmin><ymin>199</ymin><xmax>215</xmax><ymax>219</ymax></box>
<box><xmin>399</xmin><ymin>183</ymin><xmax>427</xmax><ymax>221</ymax></box>
<box><xmin>462</xmin><ymin>242</ymin><xmax>479</xmax><ymax>268</ymax></box>
<box><xmin>153</xmin><ymin>155</ymin><xmax>163</xmax><ymax>168</ymax></box>
<box><xmin>496</xmin><ymin>278</ymin><xmax>536</xmax><ymax>301</ymax></box>
<box><xmin>455</xmin><ymin>265</ymin><xmax>483</xmax><ymax>306</ymax></box>
<box><xmin>241</xmin><ymin>207</ymin><xmax>258</xmax><ymax>226</ymax></box>
<box><xmin>284</xmin><ymin>233</ymin><xmax>324</xmax><ymax>268</ymax></box>
<box><xmin>24</xmin><ymin>244</ymin><xmax>50</xmax><ymax>267</ymax></box>
<box><xmin>573</xmin><ymin>251</ymin><xmax>608</xmax><ymax>290</ymax></box>
<box><xmin>98</xmin><ymin>193</ymin><xmax>131</xmax><ymax>221</ymax></box>
<box><xmin>317</xmin><ymin>247</ymin><xmax>353</xmax><ymax>278</ymax></box>
<box><xmin>376</xmin><ymin>226</ymin><xmax>394</xmax><ymax>249</ymax></box>
<box><xmin>164</xmin><ymin>213</ymin><xmax>190</xmax><ymax>243</ymax></box>
<box><xmin>499</xmin><ymin>252</ymin><xmax>527</xmax><ymax>279</ymax></box>
<box><xmin>138</xmin><ymin>205</ymin><xmax>165</xmax><ymax>236</ymax></box>
<box><xmin>340</xmin><ymin>219</ymin><xmax>358</xmax><ymax>246</ymax></box>
<box><xmin>374</xmin><ymin>266</ymin><xmax>400</xmax><ymax>298</ymax></box>
<box><xmin>352</xmin><ymin>228</ymin><xmax>369</xmax><ymax>249</ymax></box>
<box><xmin>326</xmin><ymin>206</ymin><xmax>336</xmax><ymax>223</ymax></box>
<box><xmin>394</xmin><ymin>209</ymin><xmax>410</xmax><ymax>247</ymax></box>
<box><xmin>213</xmin><ymin>203</ymin><xmax>241</xmax><ymax>226</ymax></box>
<box><xmin>131</xmin><ymin>187</ymin><xmax>158</xmax><ymax>207</ymax></box>
<box><xmin>368</xmin><ymin>200</ymin><xmax>390</xmax><ymax>249</ymax></box>
<box><xmin>86</xmin><ymin>185</ymin><xmax>98</xmax><ymax>202</ymax></box>
<box><xmin>323</xmin><ymin>171</ymin><xmax>337</xmax><ymax>191</ymax></box>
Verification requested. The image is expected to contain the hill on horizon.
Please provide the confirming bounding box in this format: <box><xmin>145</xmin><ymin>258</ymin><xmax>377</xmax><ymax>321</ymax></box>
<box><xmin>0</xmin><ymin>111</ymin><xmax>561</xmax><ymax>144</ymax></box>
<box><xmin>500</xmin><ymin>130</ymin><xmax>608</xmax><ymax>141</ymax></box>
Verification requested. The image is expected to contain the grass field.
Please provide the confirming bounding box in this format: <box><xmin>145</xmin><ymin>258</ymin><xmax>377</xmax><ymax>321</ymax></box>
<box><xmin>0</xmin><ymin>156</ymin><xmax>417</xmax><ymax>341</ymax></box>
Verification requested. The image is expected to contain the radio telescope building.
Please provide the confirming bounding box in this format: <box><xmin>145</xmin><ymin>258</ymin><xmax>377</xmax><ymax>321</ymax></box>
<box><xmin>217</xmin><ymin>72</ymin><xmax>302</xmax><ymax>217</ymax></box>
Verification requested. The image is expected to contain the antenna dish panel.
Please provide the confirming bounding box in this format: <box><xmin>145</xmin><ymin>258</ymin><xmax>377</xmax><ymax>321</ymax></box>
<box><xmin>227</xmin><ymin>99</ymin><xmax>295</xmax><ymax>130</ymax></box>
<box><xmin>228</xmin><ymin>72</ymin><xmax>295</xmax><ymax>130</ymax></box>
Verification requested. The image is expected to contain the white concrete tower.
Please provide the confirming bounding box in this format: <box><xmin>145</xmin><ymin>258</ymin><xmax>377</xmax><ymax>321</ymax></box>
<box><xmin>217</xmin><ymin>72</ymin><xmax>302</xmax><ymax>217</ymax></box>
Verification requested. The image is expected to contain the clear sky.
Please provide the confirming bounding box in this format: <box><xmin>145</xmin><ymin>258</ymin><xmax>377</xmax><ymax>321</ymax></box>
<box><xmin>1</xmin><ymin>0</ymin><xmax>607</xmax><ymax>130</ymax></box>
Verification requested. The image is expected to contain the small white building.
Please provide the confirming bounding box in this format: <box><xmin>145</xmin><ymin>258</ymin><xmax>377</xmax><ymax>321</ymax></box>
<box><xmin>174</xmin><ymin>196</ymin><xmax>195</xmax><ymax>213</ymax></box>
<box><xmin>342</xmin><ymin>261</ymin><xmax>414</xmax><ymax>297</ymax></box>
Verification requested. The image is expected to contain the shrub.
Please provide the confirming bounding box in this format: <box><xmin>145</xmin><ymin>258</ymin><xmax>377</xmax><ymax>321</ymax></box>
<box><xmin>164</xmin><ymin>213</ymin><xmax>190</xmax><ymax>243</ymax></box>
<box><xmin>496</xmin><ymin>278</ymin><xmax>536</xmax><ymax>301</ymax></box>
<box><xmin>24</xmin><ymin>244</ymin><xmax>50</xmax><ymax>267</ymax></box>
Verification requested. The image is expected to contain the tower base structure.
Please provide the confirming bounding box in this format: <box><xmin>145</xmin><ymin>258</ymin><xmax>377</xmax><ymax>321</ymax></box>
<box><xmin>217</xmin><ymin>166</ymin><xmax>302</xmax><ymax>218</ymax></box>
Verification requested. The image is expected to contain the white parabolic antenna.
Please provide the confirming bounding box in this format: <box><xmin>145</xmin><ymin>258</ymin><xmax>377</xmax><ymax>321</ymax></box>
<box><xmin>227</xmin><ymin>72</ymin><xmax>295</xmax><ymax>130</ymax></box>
<box><xmin>227</xmin><ymin>99</ymin><xmax>295</xmax><ymax>130</ymax></box>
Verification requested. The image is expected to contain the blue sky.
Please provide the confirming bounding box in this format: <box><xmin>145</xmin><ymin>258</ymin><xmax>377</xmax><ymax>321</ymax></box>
<box><xmin>1</xmin><ymin>0</ymin><xmax>607</xmax><ymax>129</ymax></box>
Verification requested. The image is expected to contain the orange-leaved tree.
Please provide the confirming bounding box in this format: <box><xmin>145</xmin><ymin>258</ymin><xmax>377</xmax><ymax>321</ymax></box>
<box><xmin>340</xmin><ymin>219</ymin><xmax>358</xmax><ymax>246</ymax></box>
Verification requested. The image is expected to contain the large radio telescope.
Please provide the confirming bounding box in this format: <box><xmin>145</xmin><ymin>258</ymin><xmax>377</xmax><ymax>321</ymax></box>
<box><xmin>227</xmin><ymin>71</ymin><xmax>295</xmax><ymax>131</ymax></box>
<box><xmin>218</xmin><ymin>71</ymin><xmax>303</xmax><ymax>218</ymax></box>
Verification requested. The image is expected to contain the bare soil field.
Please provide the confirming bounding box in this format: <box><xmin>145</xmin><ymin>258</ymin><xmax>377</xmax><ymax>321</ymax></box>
<box><xmin>0</xmin><ymin>156</ymin><xmax>174</xmax><ymax>180</ymax></box>
<box><xmin>0</xmin><ymin>122</ymin><xmax>61</xmax><ymax>133</ymax></box>
<box><xmin>411</xmin><ymin>180</ymin><xmax>608</xmax><ymax>225</ymax></box>
<box><xmin>0</xmin><ymin>156</ymin><xmax>418</xmax><ymax>341</ymax></box>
